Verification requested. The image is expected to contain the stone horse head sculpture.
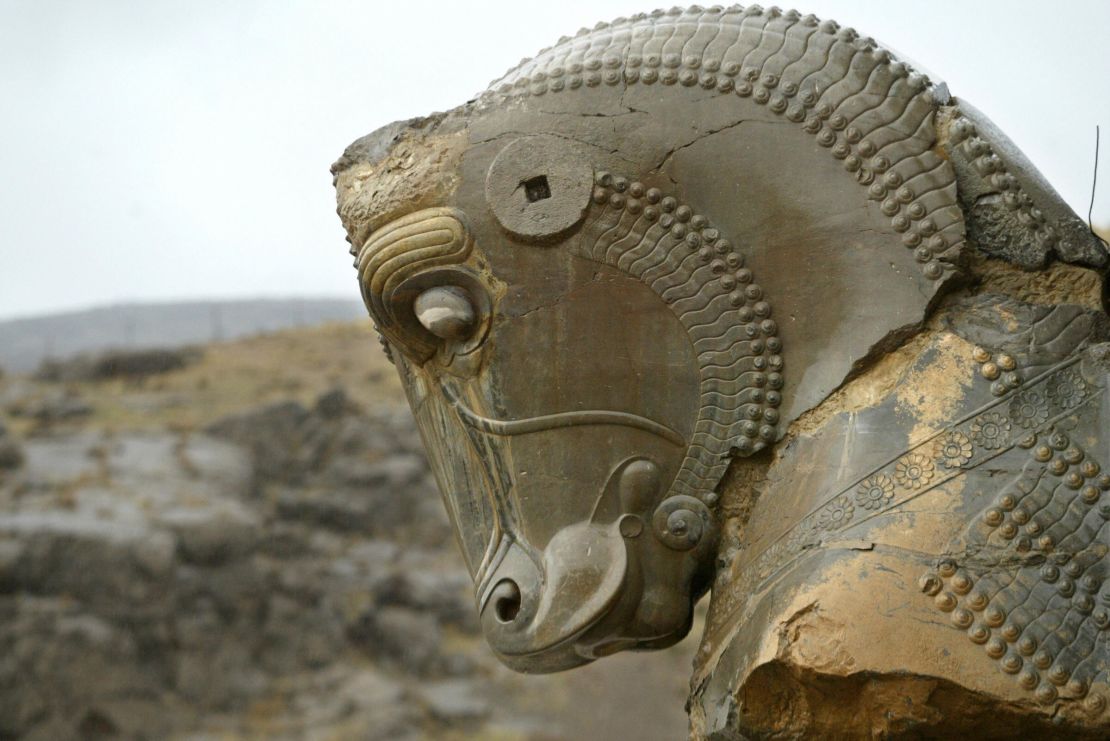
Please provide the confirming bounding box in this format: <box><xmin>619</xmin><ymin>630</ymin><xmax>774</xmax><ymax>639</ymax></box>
<box><xmin>334</xmin><ymin>6</ymin><xmax>1110</xmax><ymax>735</ymax></box>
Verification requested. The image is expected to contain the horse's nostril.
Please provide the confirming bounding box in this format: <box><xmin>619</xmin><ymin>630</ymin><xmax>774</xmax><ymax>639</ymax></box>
<box><xmin>491</xmin><ymin>579</ymin><xmax>522</xmax><ymax>623</ymax></box>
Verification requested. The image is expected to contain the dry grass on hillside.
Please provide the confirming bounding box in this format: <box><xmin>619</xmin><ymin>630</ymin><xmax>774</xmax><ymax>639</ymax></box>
<box><xmin>48</xmin><ymin>321</ymin><xmax>403</xmax><ymax>433</ymax></box>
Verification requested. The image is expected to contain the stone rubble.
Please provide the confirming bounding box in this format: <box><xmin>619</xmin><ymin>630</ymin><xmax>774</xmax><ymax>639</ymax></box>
<box><xmin>0</xmin><ymin>364</ymin><xmax>692</xmax><ymax>740</ymax></box>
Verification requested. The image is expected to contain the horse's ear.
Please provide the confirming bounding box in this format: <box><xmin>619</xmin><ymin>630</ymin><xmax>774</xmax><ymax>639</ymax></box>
<box><xmin>940</xmin><ymin>100</ymin><xmax>1109</xmax><ymax>271</ymax></box>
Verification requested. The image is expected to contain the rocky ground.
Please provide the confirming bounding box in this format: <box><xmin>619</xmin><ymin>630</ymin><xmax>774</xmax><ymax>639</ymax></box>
<box><xmin>0</xmin><ymin>322</ymin><xmax>696</xmax><ymax>740</ymax></box>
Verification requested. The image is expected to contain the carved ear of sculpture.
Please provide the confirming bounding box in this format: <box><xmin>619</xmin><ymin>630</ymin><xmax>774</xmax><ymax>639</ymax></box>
<box><xmin>938</xmin><ymin>100</ymin><xmax>1109</xmax><ymax>271</ymax></box>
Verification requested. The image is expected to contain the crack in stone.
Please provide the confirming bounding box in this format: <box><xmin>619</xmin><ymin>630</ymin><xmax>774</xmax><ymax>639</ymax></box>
<box><xmin>653</xmin><ymin>118</ymin><xmax>752</xmax><ymax>174</ymax></box>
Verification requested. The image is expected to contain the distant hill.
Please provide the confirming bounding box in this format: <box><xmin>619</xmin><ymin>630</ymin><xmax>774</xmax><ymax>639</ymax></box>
<box><xmin>0</xmin><ymin>298</ymin><xmax>367</xmax><ymax>373</ymax></box>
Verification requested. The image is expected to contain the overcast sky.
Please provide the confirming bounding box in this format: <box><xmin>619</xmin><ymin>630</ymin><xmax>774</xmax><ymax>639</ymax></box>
<box><xmin>2</xmin><ymin>0</ymin><xmax>1107</xmax><ymax>320</ymax></box>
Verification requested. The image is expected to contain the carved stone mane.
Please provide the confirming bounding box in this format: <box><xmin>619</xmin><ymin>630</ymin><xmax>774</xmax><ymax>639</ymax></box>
<box><xmin>334</xmin><ymin>5</ymin><xmax>1110</xmax><ymax>737</ymax></box>
<box><xmin>484</xmin><ymin>6</ymin><xmax>966</xmax><ymax>279</ymax></box>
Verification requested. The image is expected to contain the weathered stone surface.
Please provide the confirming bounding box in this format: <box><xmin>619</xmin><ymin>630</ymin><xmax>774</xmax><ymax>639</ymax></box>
<box><xmin>34</xmin><ymin>346</ymin><xmax>201</xmax><ymax>383</ymax></box>
<box><xmin>7</xmin><ymin>388</ymin><xmax>93</xmax><ymax>423</ymax></box>
<box><xmin>206</xmin><ymin>399</ymin><xmax>317</xmax><ymax>485</ymax></box>
<box><xmin>0</xmin><ymin>473</ymin><xmax>433</xmax><ymax>736</ymax></box>
<box><xmin>0</xmin><ymin>423</ymin><xmax>22</xmax><ymax>471</ymax></box>
<box><xmin>355</xmin><ymin>605</ymin><xmax>444</xmax><ymax>675</ymax></box>
<box><xmin>334</xmin><ymin>4</ymin><xmax>1110</xmax><ymax>738</ymax></box>
<box><xmin>0</xmin><ymin>383</ymin><xmax>461</xmax><ymax>738</ymax></box>
<box><xmin>160</xmin><ymin>502</ymin><xmax>260</xmax><ymax>565</ymax></box>
<box><xmin>939</xmin><ymin>102</ymin><xmax>1108</xmax><ymax>270</ymax></box>
<box><xmin>419</xmin><ymin>679</ymin><xmax>491</xmax><ymax>724</ymax></box>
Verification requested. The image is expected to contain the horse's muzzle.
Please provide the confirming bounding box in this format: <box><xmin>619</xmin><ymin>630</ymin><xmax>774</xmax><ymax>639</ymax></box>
<box><xmin>476</xmin><ymin>521</ymin><xmax>632</xmax><ymax>673</ymax></box>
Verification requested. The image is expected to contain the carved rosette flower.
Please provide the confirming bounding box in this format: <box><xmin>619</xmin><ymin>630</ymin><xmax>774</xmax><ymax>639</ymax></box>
<box><xmin>971</xmin><ymin>412</ymin><xmax>1011</xmax><ymax>451</ymax></box>
<box><xmin>788</xmin><ymin>516</ymin><xmax>820</xmax><ymax>549</ymax></box>
<box><xmin>935</xmin><ymin>431</ymin><xmax>974</xmax><ymax>469</ymax></box>
<box><xmin>758</xmin><ymin>540</ymin><xmax>787</xmax><ymax>581</ymax></box>
<box><xmin>1046</xmin><ymin>369</ymin><xmax>1088</xmax><ymax>411</ymax></box>
<box><xmin>778</xmin><ymin>533</ymin><xmax>799</xmax><ymax>560</ymax></box>
<box><xmin>895</xmin><ymin>453</ymin><xmax>935</xmax><ymax>490</ymax></box>
<box><xmin>855</xmin><ymin>474</ymin><xmax>895</xmax><ymax>511</ymax></box>
<box><xmin>818</xmin><ymin>496</ymin><xmax>854</xmax><ymax>531</ymax></box>
<box><xmin>1009</xmin><ymin>389</ymin><xmax>1049</xmax><ymax>430</ymax></box>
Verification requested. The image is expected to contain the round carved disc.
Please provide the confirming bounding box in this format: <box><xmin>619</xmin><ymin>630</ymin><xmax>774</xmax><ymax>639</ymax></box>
<box><xmin>484</xmin><ymin>135</ymin><xmax>593</xmax><ymax>241</ymax></box>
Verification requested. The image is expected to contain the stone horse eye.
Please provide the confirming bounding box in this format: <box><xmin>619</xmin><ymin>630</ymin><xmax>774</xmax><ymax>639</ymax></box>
<box><xmin>413</xmin><ymin>286</ymin><xmax>476</xmax><ymax>340</ymax></box>
<box><xmin>351</xmin><ymin>207</ymin><xmax>491</xmax><ymax>364</ymax></box>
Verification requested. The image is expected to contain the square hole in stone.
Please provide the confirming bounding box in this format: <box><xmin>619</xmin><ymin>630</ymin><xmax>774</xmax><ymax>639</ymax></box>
<box><xmin>523</xmin><ymin>175</ymin><xmax>551</xmax><ymax>203</ymax></box>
